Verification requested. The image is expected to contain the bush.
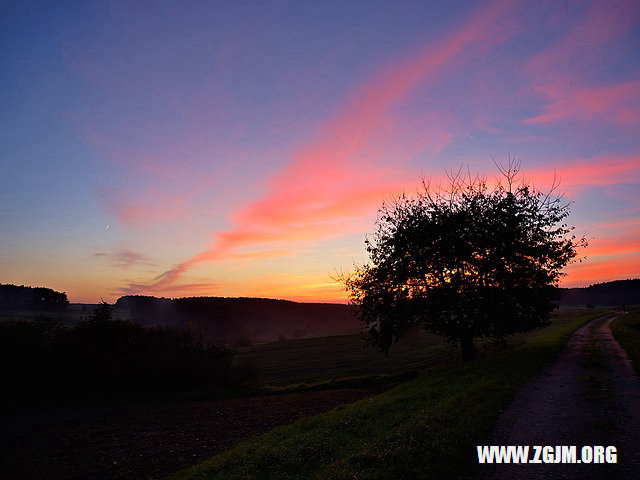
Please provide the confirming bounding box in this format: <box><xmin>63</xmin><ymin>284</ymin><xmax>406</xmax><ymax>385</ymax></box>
<box><xmin>0</xmin><ymin>315</ymin><xmax>255</xmax><ymax>405</ymax></box>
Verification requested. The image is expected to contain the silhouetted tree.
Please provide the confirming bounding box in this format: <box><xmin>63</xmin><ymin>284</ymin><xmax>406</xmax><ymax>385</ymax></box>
<box><xmin>343</xmin><ymin>161</ymin><xmax>586</xmax><ymax>361</ymax></box>
<box><xmin>89</xmin><ymin>301</ymin><xmax>113</xmax><ymax>322</ymax></box>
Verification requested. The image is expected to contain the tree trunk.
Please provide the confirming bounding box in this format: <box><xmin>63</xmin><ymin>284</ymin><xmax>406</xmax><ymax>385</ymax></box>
<box><xmin>460</xmin><ymin>334</ymin><xmax>475</xmax><ymax>362</ymax></box>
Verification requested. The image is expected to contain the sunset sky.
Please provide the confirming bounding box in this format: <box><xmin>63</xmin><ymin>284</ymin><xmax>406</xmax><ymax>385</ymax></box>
<box><xmin>1</xmin><ymin>0</ymin><xmax>639</xmax><ymax>303</ymax></box>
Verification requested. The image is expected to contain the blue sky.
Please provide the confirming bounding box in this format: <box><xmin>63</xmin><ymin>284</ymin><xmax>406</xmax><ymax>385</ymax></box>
<box><xmin>1</xmin><ymin>0</ymin><xmax>639</xmax><ymax>302</ymax></box>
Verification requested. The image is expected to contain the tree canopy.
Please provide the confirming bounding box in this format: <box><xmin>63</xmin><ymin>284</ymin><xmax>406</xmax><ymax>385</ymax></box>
<box><xmin>343</xmin><ymin>163</ymin><xmax>585</xmax><ymax>360</ymax></box>
<box><xmin>0</xmin><ymin>284</ymin><xmax>69</xmax><ymax>311</ymax></box>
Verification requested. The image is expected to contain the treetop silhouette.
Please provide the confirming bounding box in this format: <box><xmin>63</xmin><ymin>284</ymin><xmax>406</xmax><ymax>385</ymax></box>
<box><xmin>343</xmin><ymin>159</ymin><xmax>586</xmax><ymax>361</ymax></box>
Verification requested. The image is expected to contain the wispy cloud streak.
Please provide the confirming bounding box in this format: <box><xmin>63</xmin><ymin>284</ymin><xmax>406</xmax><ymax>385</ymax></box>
<box><xmin>525</xmin><ymin>0</ymin><xmax>640</xmax><ymax>127</ymax></box>
<box><xmin>129</xmin><ymin>0</ymin><xmax>517</xmax><ymax>294</ymax></box>
<box><xmin>523</xmin><ymin>153</ymin><xmax>640</xmax><ymax>192</ymax></box>
<box><xmin>94</xmin><ymin>248</ymin><xmax>156</xmax><ymax>269</ymax></box>
<box><xmin>526</xmin><ymin>80</ymin><xmax>640</xmax><ymax>126</ymax></box>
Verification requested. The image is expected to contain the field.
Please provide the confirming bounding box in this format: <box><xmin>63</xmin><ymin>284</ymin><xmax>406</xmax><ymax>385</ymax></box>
<box><xmin>172</xmin><ymin>308</ymin><xmax>609</xmax><ymax>480</ymax></box>
<box><xmin>2</xmin><ymin>308</ymin><xmax>614</xmax><ymax>479</ymax></box>
<box><xmin>237</xmin><ymin>308</ymin><xmax>598</xmax><ymax>388</ymax></box>
<box><xmin>237</xmin><ymin>328</ymin><xmax>452</xmax><ymax>388</ymax></box>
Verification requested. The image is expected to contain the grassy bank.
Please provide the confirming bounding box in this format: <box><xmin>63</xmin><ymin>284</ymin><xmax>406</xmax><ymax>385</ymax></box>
<box><xmin>172</xmin><ymin>310</ymin><xmax>605</xmax><ymax>480</ymax></box>
<box><xmin>611</xmin><ymin>307</ymin><xmax>640</xmax><ymax>374</ymax></box>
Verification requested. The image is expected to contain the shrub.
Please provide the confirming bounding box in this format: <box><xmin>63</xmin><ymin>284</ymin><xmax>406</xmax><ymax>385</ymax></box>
<box><xmin>0</xmin><ymin>315</ymin><xmax>254</xmax><ymax>405</ymax></box>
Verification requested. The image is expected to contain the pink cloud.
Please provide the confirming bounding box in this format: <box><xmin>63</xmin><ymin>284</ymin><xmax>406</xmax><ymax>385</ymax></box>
<box><xmin>525</xmin><ymin>80</ymin><xmax>640</xmax><ymax>125</ymax></box>
<box><xmin>144</xmin><ymin>152</ymin><xmax>640</xmax><ymax>294</ymax></box>
<box><xmin>523</xmin><ymin>153</ymin><xmax>640</xmax><ymax>192</ymax></box>
<box><xmin>98</xmin><ymin>187</ymin><xmax>190</xmax><ymax>226</ymax></box>
<box><xmin>587</xmin><ymin>217</ymin><xmax>640</xmax><ymax>231</ymax></box>
<box><xmin>585</xmin><ymin>232</ymin><xmax>640</xmax><ymax>258</ymax></box>
<box><xmin>527</xmin><ymin>0</ymin><xmax>639</xmax><ymax>79</ymax></box>
<box><xmin>133</xmin><ymin>0</ymin><xmax>518</xmax><ymax>293</ymax></box>
<box><xmin>524</xmin><ymin>0</ymin><xmax>640</xmax><ymax>127</ymax></box>
<box><xmin>562</xmin><ymin>255</ymin><xmax>640</xmax><ymax>287</ymax></box>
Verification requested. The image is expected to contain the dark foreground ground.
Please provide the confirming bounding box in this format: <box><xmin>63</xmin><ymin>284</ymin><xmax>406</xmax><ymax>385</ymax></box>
<box><xmin>0</xmin><ymin>389</ymin><xmax>369</xmax><ymax>480</ymax></box>
<box><xmin>0</xmin><ymin>320</ymin><xmax>451</xmax><ymax>480</ymax></box>
<box><xmin>2</xmin><ymin>309</ymin><xmax>613</xmax><ymax>479</ymax></box>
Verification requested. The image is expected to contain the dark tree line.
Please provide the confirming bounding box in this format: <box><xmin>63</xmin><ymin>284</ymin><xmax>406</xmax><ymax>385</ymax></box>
<box><xmin>115</xmin><ymin>295</ymin><xmax>359</xmax><ymax>343</ymax></box>
<box><xmin>560</xmin><ymin>279</ymin><xmax>640</xmax><ymax>306</ymax></box>
<box><xmin>0</xmin><ymin>284</ymin><xmax>69</xmax><ymax>311</ymax></box>
<box><xmin>0</xmin><ymin>303</ymin><xmax>254</xmax><ymax>405</ymax></box>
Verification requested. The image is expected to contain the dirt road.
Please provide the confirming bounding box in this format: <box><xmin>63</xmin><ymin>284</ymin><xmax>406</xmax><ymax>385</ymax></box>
<box><xmin>485</xmin><ymin>314</ymin><xmax>640</xmax><ymax>479</ymax></box>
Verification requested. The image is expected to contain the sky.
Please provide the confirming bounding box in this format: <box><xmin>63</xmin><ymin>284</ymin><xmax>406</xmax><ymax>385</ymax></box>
<box><xmin>1</xmin><ymin>0</ymin><xmax>639</xmax><ymax>303</ymax></box>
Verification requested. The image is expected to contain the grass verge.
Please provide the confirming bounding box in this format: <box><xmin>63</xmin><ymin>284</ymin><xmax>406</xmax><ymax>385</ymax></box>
<box><xmin>611</xmin><ymin>307</ymin><xmax>640</xmax><ymax>374</ymax></box>
<box><xmin>170</xmin><ymin>311</ymin><xmax>605</xmax><ymax>480</ymax></box>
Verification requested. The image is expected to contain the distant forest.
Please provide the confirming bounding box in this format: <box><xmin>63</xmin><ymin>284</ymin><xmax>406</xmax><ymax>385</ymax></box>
<box><xmin>115</xmin><ymin>295</ymin><xmax>360</xmax><ymax>343</ymax></box>
<box><xmin>558</xmin><ymin>279</ymin><xmax>640</xmax><ymax>307</ymax></box>
<box><xmin>0</xmin><ymin>284</ymin><xmax>69</xmax><ymax>311</ymax></box>
<box><xmin>115</xmin><ymin>280</ymin><xmax>639</xmax><ymax>343</ymax></box>
<box><xmin>1</xmin><ymin>280</ymin><xmax>638</xmax><ymax>342</ymax></box>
